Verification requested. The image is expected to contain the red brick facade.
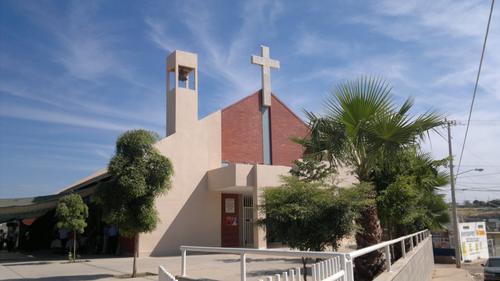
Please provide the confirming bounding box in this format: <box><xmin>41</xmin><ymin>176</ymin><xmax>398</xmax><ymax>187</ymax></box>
<box><xmin>221</xmin><ymin>92</ymin><xmax>264</xmax><ymax>164</ymax></box>
<box><xmin>221</xmin><ymin>91</ymin><xmax>308</xmax><ymax>166</ymax></box>
<box><xmin>269</xmin><ymin>95</ymin><xmax>309</xmax><ymax>166</ymax></box>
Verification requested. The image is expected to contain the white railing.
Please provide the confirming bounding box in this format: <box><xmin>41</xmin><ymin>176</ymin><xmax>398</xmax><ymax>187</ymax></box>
<box><xmin>159</xmin><ymin>265</ymin><xmax>178</xmax><ymax>281</ymax></box>
<box><xmin>174</xmin><ymin>229</ymin><xmax>430</xmax><ymax>281</ymax></box>
<box><xmin>348</xmin><ymin>229</ymin><xmax>430</xmax><ymax>273</ymax></box>
<box><xmin>259</xmin><ymin>267</ymin><xmax>303</xmax><ymax>281</ymax></box>
<box><xmin>179</xmin><ymin>246</ymin><xmax>346</xmax><ymax>281</ymax></box>
<box><xmin>258</xmin><ymin>256</ymin><xmax>347</xmax><ymax>281</ymax></box>
<box><xmin>311</xmin><ymin>257</ymin><xmax>345</xmax><ymax>281</ymax></box>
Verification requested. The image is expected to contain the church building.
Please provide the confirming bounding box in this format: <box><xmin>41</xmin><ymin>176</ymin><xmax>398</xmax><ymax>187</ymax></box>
<box><xmin>0</xmin><ymin>47</ymin><xmax>355</xmax><ymax>256</ymax></box>
<box><xmin>140</xmin><ymin>47</ymin><xmax>310</xmax><ymax>255</ymax></box>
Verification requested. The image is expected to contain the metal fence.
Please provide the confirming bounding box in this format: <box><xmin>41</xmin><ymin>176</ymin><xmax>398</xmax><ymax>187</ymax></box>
<box><xmin>172</xmin><ymin>229</ymin><xmax>430</xmax><ymax>281</ymax></box>
<box><xmin>258</xmin><ymin>267</ymin><xmax>302</xmax><ymax>281</ymax></box>
<box><xmin>258</xmin><ymin>257</ymin><xmax>345</xmax><ymax>281</ymax></box>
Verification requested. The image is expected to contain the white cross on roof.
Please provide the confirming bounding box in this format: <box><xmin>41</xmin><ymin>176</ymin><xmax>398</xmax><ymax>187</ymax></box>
<box><xmin>251</xmin><ymin>45</ymin><xmax>280</xmax><ymax>107</ymax></box>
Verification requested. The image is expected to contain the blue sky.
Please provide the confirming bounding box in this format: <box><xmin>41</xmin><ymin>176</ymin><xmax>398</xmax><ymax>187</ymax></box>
<box><xmin>0</xmin><ymin>0</ymin><xmax>499</xmax><ymax>201</ymax></box>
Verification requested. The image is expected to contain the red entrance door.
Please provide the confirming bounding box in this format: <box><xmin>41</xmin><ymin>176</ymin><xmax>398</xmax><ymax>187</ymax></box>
<box><xmin>221</xmin><ymin>193</ymin><xmax>240</xmax><ymax>247</ymax></box>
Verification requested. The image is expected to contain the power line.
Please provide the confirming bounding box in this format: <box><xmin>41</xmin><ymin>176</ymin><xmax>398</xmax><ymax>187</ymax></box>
<box><xmin>455</xmin><ymin>183</ymin><xmax>500</xmax><ymax>187</ymax></box>
<box><xmin>456</xmin><ymin>120</ymin><xmax>500</xmax><ymax>123</ymax></box>
<box><xmin>455</xmin><ymin>0</ymin><xmax>496</xmax><ymax>178</ymax></box>
<box><xmin>457</xmin><ymin>182</ymin><xmax>499</xmax><ymax>185</ymax></box>
<box><xmin>459</xmin><ymin>165</ymin><xmax>500</xmax><ymax>167</ymax></box>
<box><xmin>459</xmin><ymin>172</ymin><xmax>500</xmax><ymax>178</ymax></box>
<box><xmin>457</xmin><ymin>189</ymin><xmax>500</xmax><ymax>192</ymax></box>
<box><xmin>439</xmin><ymin>185</ymin><xmax>500</xmax><ymax>188</ymax></box>
<box><xmin>438</xmin><ymin>188</ymin><xmax>500</xmax><ymax>192</ymax></box>
<box><xmin>439</xmin><ymin>185</ymin><xmax>500</xmax><ymax>189</ymax></box>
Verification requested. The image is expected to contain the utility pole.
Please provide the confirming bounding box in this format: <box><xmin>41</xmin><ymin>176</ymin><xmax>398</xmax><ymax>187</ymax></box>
<box><xmin>446</xmin><ymin>119</ymin><xmax>461</xmax><ymax>268</ymax></box>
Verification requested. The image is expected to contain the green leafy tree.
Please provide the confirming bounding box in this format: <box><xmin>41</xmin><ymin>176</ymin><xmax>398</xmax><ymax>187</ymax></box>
<box><xmin>298</xmin><ymin>77</ymin><xmax>442</xmax><ymax>280</ymax></box>
<box><xmin>55</xmin><ymin>194</ymin><xmax>89</xmax><ymax>262</ymax></box>
<box><xmin>290</xmin><ymin>156</ymin><xmax>333</xmax><ymax>183</ymax></box>
<box><xmin>488</xmin><ymin>199</ymin><xmax>500</xmax><ymax>208</ymax></box>
<box><xmin>374</xmin><ymin>150</ymin><xmax>450</xmax><ymax>237</ymax></box>
<box><xmin>258</xmin><ymin>176</ymin><xmax>353</xmax><ymax>281</ymax></box>
<box><xmin>96</xmin><ymin>129</ymin><xmax>173</xmax><ymax>277</ymax></box>
<box><xmin>377</xmin><ymin>177</ymin><xmax>421</xmax><ymax>238</ymax></box>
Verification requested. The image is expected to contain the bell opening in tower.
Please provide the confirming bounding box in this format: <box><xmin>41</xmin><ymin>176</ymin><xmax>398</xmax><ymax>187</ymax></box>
<box><xmin>178</xmin><ymin>66</ymin><xmax>195</xmax><ymax>90</ymax></box>
<box><xmin>167</xmin><ymin>65</ymin><xmax>196</xmax><ymax>91</ymax></box>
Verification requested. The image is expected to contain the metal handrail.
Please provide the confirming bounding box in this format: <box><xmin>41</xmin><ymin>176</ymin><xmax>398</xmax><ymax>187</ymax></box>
<box><xmin>180</xmin><ymin>245</ymin><xmax>344</xmax><ymax>259</ymax></box>
<box><xmin>349</xmin><ymin>229</ymin><xmax>428</xmax><ymax>258</ymax></box>
<box><xmin>177</xmin><ymin>229</ymin><xmax>431</xmax><ymax>281</ymax></box>
<box><xmin>180</xmin><ymin>246</ymin><xmax>348</xmax><ymax>281</ymax></box>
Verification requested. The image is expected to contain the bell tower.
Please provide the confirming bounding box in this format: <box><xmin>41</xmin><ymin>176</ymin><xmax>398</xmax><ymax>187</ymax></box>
<box><xmin>166</xmin><ymin>50</ymin><xmax>198</xmax><ymax>136</ymax></box>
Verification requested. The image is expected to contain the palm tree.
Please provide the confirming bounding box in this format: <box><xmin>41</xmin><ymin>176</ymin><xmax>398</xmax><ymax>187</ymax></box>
<box><xmin>299</xmin><ymin>77</ymin><xmax>442</xmax><ymax>280</ymax></box>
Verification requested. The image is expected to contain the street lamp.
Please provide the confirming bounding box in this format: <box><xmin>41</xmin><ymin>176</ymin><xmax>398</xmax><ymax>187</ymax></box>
<box><xmin>456</xmin><ymin>168</ymin><xmax>484</xmax><ymax>176</ymax></box>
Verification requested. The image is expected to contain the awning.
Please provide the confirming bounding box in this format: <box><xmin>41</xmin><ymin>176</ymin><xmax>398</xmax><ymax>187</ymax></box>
<box><xmin>0</xmin><ymin>185</ymin><xmax>97</xmax><ymax>224</ymax></box>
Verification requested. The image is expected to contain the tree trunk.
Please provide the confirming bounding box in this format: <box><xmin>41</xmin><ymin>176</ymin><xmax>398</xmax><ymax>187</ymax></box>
<box><xmin>301</xmin><ymin>257</ymin><xmax>308</xmax><ymax>281</ymax></box>
<box><xmin>73</xmin><ymin>232</ymin><xmax>76</xmax><ymax>262</ymax></box>
<box><xmin>132</xmin><ymin>234</ymin><xmax>138</xmax><ymax>278</ymax></box>
<box><xmin>354</xmin><ymin>205</ymin><xmax>385</xmax><ymax>281</ymax></box>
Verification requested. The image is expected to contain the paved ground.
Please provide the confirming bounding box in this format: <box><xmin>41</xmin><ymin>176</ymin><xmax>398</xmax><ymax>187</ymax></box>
<box><xmin>4</xmin><ymin>250</ymin><xmax>477</xmax><ymax>281</ymax></box>
<box><xmin>0</xmin><ymin>251</ymin><xmax>305</xmax><ymax>281</ymax></box>
<box><xmin>464</xmin><ymin>261</ymin><xmax>487</xmax><ymax>281</ymax></box>
<box><xmin>432</xmin><ymin>263</ymin><xmax>478</xmax><ymax>281</ymax></box>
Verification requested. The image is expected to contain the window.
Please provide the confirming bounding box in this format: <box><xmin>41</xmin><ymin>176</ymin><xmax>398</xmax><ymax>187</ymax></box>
<box><xmin>262</xmin><ymin>106</ymin><xmax>271</xmax><ymax>165</ymax></box>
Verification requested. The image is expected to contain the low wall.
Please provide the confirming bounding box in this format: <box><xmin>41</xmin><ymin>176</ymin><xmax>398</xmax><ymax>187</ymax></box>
<box><xmin>374</xmin><ymin>237</ymin><xmax>434</xmax><ymax>281</ymax></box>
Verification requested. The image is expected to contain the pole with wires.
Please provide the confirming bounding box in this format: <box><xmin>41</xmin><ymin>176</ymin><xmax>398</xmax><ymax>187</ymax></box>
<box><xmin>455</xmin><ymin>0</ymin><xmax>496</xmax><ymax>176</ymax></box>
<box><xmin>446</xmin><ymin>119</ymin><xmax>461</xmax><ymax>268</ymax></box>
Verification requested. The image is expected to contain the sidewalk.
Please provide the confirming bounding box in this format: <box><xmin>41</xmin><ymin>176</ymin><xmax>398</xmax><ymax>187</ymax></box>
<box><xmin>432</xmin><ymin>264</ymin><xmax>475</xmax><ymax>281</ymax></box>
<box><xmin>0</xmin><ymin>253</ymin><xmax>304</xmax><ymax>281</ymax></box>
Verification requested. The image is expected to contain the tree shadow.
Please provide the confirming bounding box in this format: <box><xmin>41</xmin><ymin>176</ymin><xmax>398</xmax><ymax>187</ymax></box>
<box><xmin>246</xmin><ymin>268</ymin><xmax>311</xmax><ymax>278</ymax></box>
<box><xmin>2</xmin><ymin>274</ymin><xmax>113</xmax><ymax>281</ymax></box>
<box><xmin>215</xmin><ymin>257</ymin><xmax>301</xmax><ymax>264</ymax></box>
<box><xmin>2</xmin><ymin>261</ymin><xmax>53</xmax><ymax>266</ymax></box>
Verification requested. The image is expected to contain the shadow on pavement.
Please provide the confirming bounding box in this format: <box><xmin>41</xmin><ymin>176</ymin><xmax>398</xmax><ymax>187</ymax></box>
<box><xmin>216</xmin><ymin>257</ymin><xmax>301</xmax><ymax>264</ymax></box>
<box><xmin>2</xmin><ymin>274</ymin><xmax>114</xmax><ymax>281</ymax></box>
<box><xmin>2</xmin><ymin>261</ymin><xmax>53</xmax><ymax>266</ymax></box>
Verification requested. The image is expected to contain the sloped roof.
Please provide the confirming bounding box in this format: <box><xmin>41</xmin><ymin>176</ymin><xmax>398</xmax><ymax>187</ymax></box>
<box><xmin>0</xmin><ymin>180</ymin><xmax>100</xmax><ymax>223</ymax></box>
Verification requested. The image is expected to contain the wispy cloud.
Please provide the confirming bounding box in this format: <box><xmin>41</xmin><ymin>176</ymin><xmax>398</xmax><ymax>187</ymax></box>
<box><xmin>0</xmin><ymin>102</ymin><xmax>137</xmax><ymax>132</ymax></box>
<box><xmin>1</xmin><ymin>0</ymin><xmax>498</xmax><ymax>200</ymax></box>
<box><xmin>0</xmin><ymin>78</ymin><xmax>162</xmax><ymax>127</ymax></box>
<box><xmin>0</xmin><ymin>137</ymin><xmax>115</xmax><ymax>160</ymax></box>
<box><xmin>281</xmin><ymin>0</ymin><xmax>500</xmax><ymax>202</ymax></box>
<box><xmin>293</xmin><ymin>53</ymin><xmax>410</xmax><ymax>87</ymax></box>
<box><xmin>0</xmin><ymin>2</ymin><xmax>167</xmax><ymax>133</ymax></box>
<box><xmin>355</xmin><ymin>0</ymin><xmax>500</xmax><ymax>100</ymax></box>
<box><xmin>144</xmin><ymin>0</ymin><xmax>284</xmax><ymax>106</ymax></box>
<box><xmin>352</xmin><ymin>0</ymin><xmax>493</xmax><ymax>41</ymax></box>
<box><xmin>144</xmin><ymin>17</ymin><xmax>178</xmax><ymax>52</ymax></box>
<box><xmin>294</xmin><ymin>32</ymin><xmax>354</xmax><ymax>57</ymax></box>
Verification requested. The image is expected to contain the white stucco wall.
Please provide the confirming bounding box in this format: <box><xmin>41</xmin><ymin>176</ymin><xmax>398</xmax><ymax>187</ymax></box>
<box><xmin>139</xmin><ymin>111</ymin><xmax>222</xmax><ymax>256</ymax></box>
<box><xmin>374</xmin><ymin>237</ymin><xmax>434</xmax><ymax>281</ymax></box>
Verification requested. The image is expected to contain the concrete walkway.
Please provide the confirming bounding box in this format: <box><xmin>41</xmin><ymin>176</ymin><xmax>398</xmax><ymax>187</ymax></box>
<box><xmin>0</xmin><ymin>253</ymin><xmax>304</xmax><ymax>281</ymax></box>
<box><xmin>432</xmin><ymin>264</ymin><xmax>475</xmax><ymax>281</ymax></box>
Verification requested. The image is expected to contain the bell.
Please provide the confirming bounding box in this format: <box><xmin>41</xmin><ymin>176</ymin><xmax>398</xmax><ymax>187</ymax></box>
<box><xmin>178</xmin><ymin>67</ymin><xmax>191</xmax><ymax>82</ymax></box>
